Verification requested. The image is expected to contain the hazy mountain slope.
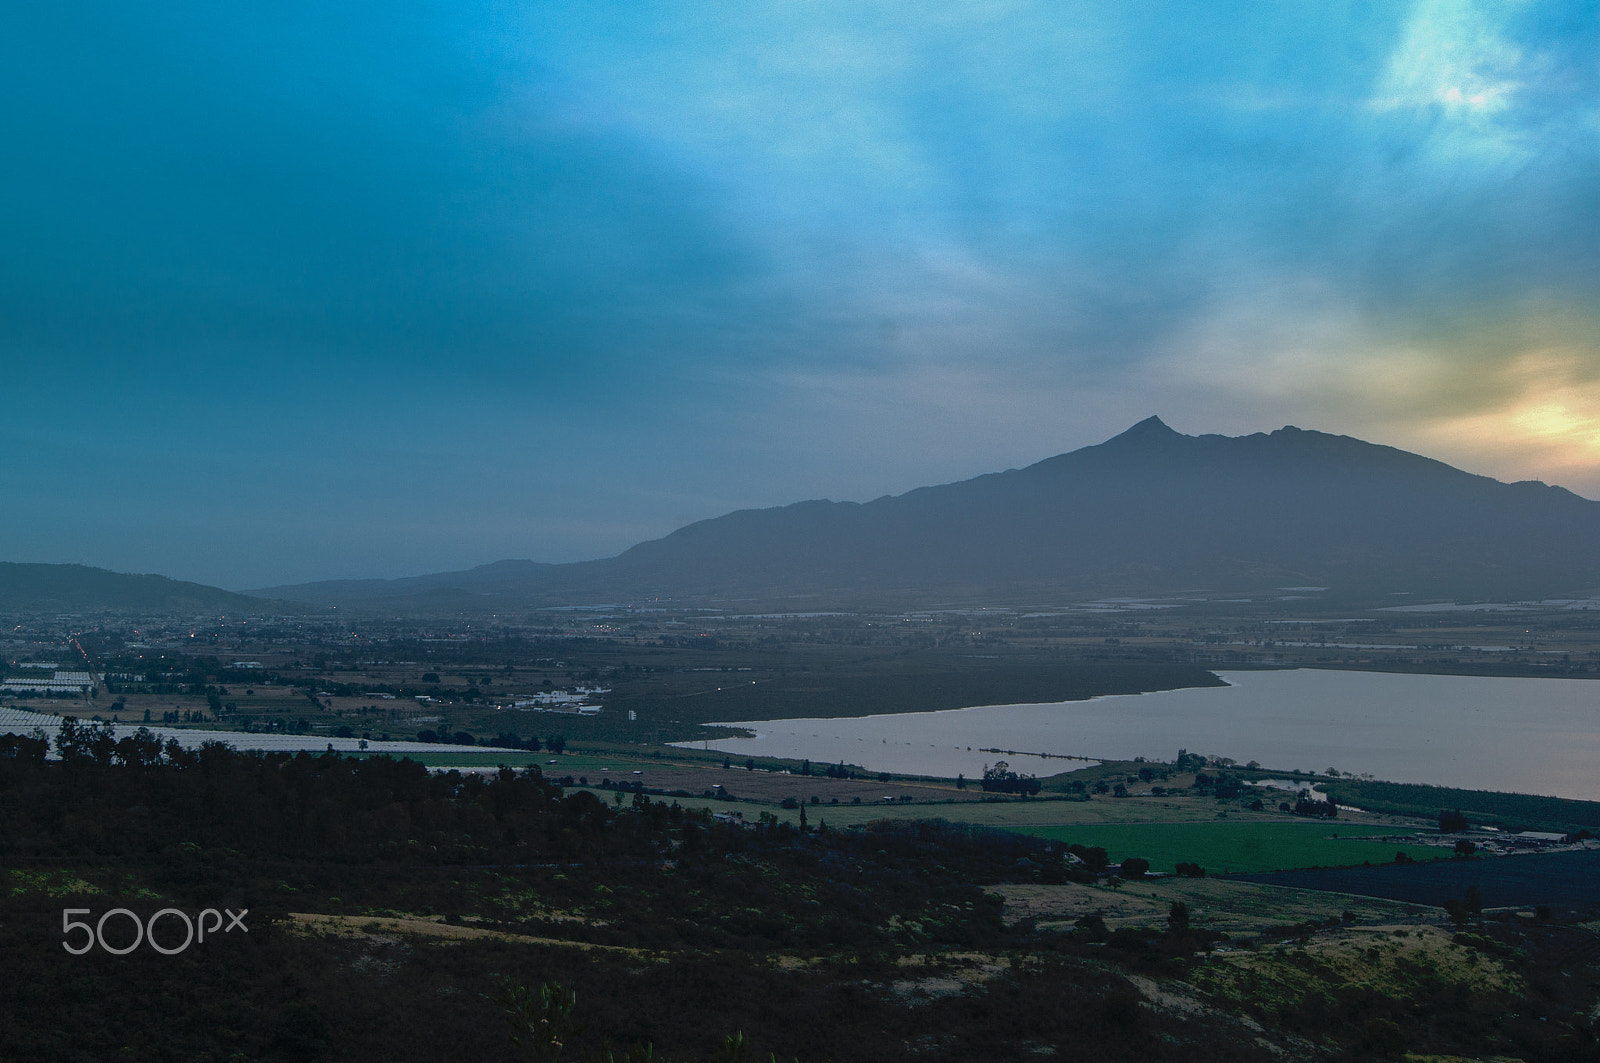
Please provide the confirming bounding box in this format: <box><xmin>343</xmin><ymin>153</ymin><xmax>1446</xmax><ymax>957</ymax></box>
<box><xmin>0</xmin><ymin>563</ymin><xmax>287</xmax><ymax>614</ymax></box>
<box><xmin>248</xmin><ymin>559</ymin><xmax>554</xmax><ymax>605</ymax></box>
<box><xmin>261</xmin><ymin>418</ymin><xmax>1600</xmax><ymax>607</ymax></box>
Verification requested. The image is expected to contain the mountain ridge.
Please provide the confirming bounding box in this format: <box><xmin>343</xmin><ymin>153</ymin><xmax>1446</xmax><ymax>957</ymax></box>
<box><xmin>251</xmin><ymin>419</ymin><xmax>1600</xmax><ymax>610</ymax></box>
<box><xmin>0</xmin><ymin>563</ymin><xmax>297</xmax><ymax>615</ymax></box>
<box><xmin>7</xmin><ymin>421</ymin><xmax>1596</xmax><ymax>614</ymax></box>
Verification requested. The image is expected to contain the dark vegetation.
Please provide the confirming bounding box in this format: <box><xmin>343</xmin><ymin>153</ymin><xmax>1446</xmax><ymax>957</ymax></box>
<box><xmin>74</xmin><ymin>635</ymin><xmax>1228</xmax><ymax>747</ymax></box>
<box><xmin>612</xmin><ymin>661</ymin><xmax>1225</xmax><ymax>731</ymax></box>
<box><xmin>980</xmin><ymin>761</ymin><xmax>1042</xmax><ymax>795</ymax></box>
<box><xmin>0</xmin><ymin>735</ymin><xmax>1274</xmax><ymax>1063</ymax></box>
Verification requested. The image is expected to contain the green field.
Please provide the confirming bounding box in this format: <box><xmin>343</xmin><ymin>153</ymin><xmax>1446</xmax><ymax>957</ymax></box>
<box><xmin>1014</xmin><ymin>821</ymin><xmax>1445</xmax><ymax>875</ymax></box>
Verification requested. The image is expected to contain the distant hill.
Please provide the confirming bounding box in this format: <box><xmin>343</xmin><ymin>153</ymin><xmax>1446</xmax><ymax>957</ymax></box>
<box><xmin>248</xmin><ymin>559</ymin><xmax>556</xmax><ymax>607</ymax></box>
<box><xmin>0</xmin><ymin>563</ymin><xmax>287</xmax><ymax>615</ymax></box>
<box><xmin>257</xmin><ymin>418</ymin><xmax>1600</xmax><ymax>609</ymax></box>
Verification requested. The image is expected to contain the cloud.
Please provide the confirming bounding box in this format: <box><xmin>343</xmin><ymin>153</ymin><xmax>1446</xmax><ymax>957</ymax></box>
<box><xmin>1417</xmin><ymin>346</ymin><xmax>1600</xmax><ymax>492</ymax></box>
<box><xmin>1373</xmin><ymin>0</ymin><xmax>1526</xmax><ymax>116</ymax></box>
<box><xmin>1134</xmin><ymin>270</ymin><xmax>1600</xmax><ymax>496</ymax></box>
<box><xmin>1366</xmin><ymin>0</ymin><xmax>1600</xmax><ymax>180</ymax></box>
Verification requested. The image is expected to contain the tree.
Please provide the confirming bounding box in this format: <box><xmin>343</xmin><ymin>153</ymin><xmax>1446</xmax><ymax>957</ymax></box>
<box><xmin>1074</xmin><ymin>913</ymin><xmax>1108</xmax><ymax>940</ymax></box>
<box><xmin>1120</xmin><ymin>857</ymin><xmax>1150</xmax><ymax>879</ymax></box>
<box><xmin>1167</xmin><ymin>901</ymin><xmax>1190</xmax><ymax>931</ymax></box>
<box><xmin>114</xmin><ymin>727</ymin><xmax>163</xmax><ymax>768</ymax></box>
<box><xmin>56</xmin><ymin>716</ymin><xmax>116</xmax><ymax>765</ymax></box>
<box><xmin>1453</xmin><ymin>839</ymin><xmax>1477</xmax><ymax>858</ymax></box>
<box><xmin>1069</xmin><ymin>844</ymin><xmax>1110</xmax><ymax>873</ymax></box>
<box><xmin>0</xmin><ymin>731</ymin><xmax>48</xmax><ymax>761</ymax></box>
<box><xmin>981</xmin><ymin>761</ymin><xmax>1041</xmax><ymax>796</ymax></box>
<box><xmin>1439</xmin><ymin>809</ymin><xmax>1469</xmax><ymax>832</ymax></box>
<box><xmin>1294</xmin><ymin>792</ymin><xmax>1337</xmax><ymax>819</ymax></box>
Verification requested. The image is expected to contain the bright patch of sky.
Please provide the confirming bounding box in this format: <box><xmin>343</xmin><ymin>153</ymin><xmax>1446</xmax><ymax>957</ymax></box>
<box><xmin>2</xmin><ymin>0</ymin><xmax>1595</xmax><ymax>586</ymax></box>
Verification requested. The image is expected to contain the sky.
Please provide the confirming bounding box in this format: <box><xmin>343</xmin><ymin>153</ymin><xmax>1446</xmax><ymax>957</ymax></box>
<box><xmin>3</xmin><ymin>0</ymin><xmax>1597</xmax><ymax>589</ymax></box>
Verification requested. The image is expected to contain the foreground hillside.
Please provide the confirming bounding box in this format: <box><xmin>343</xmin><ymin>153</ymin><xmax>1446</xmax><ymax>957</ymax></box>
<box><xmin>2</xmin><ymin>734</ymin><xmax>1595</xmax><ymax>1062</ymax></box>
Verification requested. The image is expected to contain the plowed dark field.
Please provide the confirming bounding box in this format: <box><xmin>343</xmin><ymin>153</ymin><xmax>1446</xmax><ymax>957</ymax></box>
<box><xmin>1234</xmin><ymin>848</ymin><xmax>1600</xmax><ymax>909</ymax></box>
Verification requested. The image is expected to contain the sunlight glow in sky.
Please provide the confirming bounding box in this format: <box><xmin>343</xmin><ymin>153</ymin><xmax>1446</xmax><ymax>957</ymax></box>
<box><xmin>3</xmin><ymin>0</ymin><xmax>1596</xmax><ymax>587</ymax></box>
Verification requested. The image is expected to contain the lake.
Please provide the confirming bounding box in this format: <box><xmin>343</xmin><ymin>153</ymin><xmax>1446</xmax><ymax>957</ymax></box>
<box><xmin>683</xmin><ymin>669</ymin><xmax>1600</xmax><ymax>801</ymax></box>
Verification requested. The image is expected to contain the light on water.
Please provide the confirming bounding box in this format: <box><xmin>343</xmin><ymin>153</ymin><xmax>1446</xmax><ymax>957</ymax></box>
<box><xmin>684</xmin><ymin>669</ymin><xmax>1600</xmax><ymax>801</ymax></box>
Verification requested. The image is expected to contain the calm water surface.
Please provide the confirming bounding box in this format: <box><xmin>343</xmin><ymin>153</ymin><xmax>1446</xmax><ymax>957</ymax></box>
<box><xmin>685</xmin><ymin>669</ymin><xmax>1600</xmax><ymax>800</ymax></box>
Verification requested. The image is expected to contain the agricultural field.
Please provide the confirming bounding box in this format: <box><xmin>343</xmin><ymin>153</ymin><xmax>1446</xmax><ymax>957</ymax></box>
<box><xmin>1015</xmin><ymin>821</ymin><xmax>1445</xmax><ymax>875</ymax></box>
<box><xmin>1241</xmin><ymin>847</ymin><xmax>1600</xmax><ymax>909</ymax></box>
<box><xmin>579</xmin><ymin>768</ymin><xmax>1452</xmax><ymax>877</ymax></box>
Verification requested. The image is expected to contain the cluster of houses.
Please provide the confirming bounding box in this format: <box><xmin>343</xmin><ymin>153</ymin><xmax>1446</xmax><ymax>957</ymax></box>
<box><xmin>505</xmin><ymin>686</ymin><xmax>609</xmax><ymax>716</ymax></box>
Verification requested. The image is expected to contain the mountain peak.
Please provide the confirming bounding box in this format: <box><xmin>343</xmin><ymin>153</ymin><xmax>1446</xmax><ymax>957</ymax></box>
<box><xmin>1103</xmin><ymin>415</ymin><xmax>1182</xmax><ymax>445</ymax></box>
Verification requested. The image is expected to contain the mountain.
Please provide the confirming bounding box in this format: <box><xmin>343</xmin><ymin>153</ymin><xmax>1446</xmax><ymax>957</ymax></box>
<box><xmin>257</xmin><ymin>418</ymin><xmax>1600</xmax><ymax>609</ymax></box>
<box><xmin>0</xmin><ymin>563</ymin><xmax>290</xmax><ymax>615</ymax></box>
<box><xmin>249</xmin><ymin>559</ymin><xmax>556</xmax><ymax>606</ymax></box>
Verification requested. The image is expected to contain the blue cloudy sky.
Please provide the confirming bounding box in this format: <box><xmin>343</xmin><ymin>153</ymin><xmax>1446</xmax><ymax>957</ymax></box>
<box><xmin>4</xmin><ymin>0</ymin><xmax>1597</xmax><ymax>588</ymax></box>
